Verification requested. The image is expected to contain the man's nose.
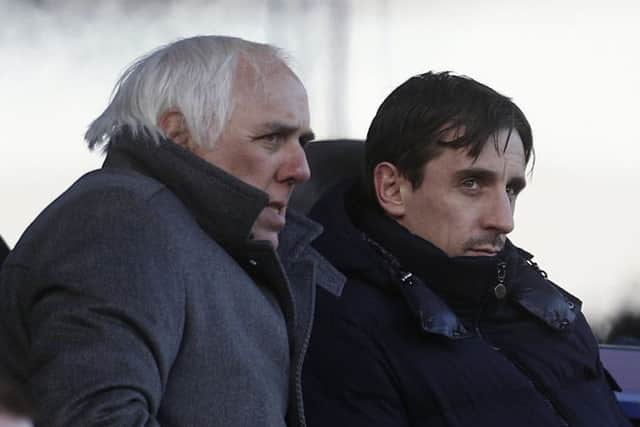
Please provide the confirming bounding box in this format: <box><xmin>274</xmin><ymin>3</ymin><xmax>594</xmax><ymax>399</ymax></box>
<box><xmin>483</xmin><ymin>190</ymin><xmax>515</xmax><ymax>234</ymax></box>
<box><xmin>280</xmin><ymin>140</ymin><xmax>311</xmax><ymax>185</ymax></box>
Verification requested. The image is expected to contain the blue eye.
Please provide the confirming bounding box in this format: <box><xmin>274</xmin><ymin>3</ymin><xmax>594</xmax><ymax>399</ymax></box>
<box><xmin>506</xmin><ymin>183</ymin><xmax>524</xmax><ymax>199</ymax></box>
<box><xmin>261</xmin><ymin>133</ymin><xmax>280</xmax><ymax>143</ymax></box>
<box><xmin>461</xmin><ymin>178</ymin><xmax>479</xmax><ymax>190</ymax></box>
<box><xmin>253</xmin><ymin>133</ymin><xmax>284</xmax><ymax>150</ymax></box>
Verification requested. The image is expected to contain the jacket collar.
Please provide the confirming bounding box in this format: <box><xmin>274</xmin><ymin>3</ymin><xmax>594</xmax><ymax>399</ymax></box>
<box><xmin>279</xmin><ymin>210</ymin><xmax>323</xmax><ymax>261</ymax></box>
<box><xmin>509</xmin><ymin>253</ymin><xmax>582</xmax><ymax>331</ymax></box>
<box><xmin>103</xmin><ymin>131</ymin><xmax>268</xmax><ymax>260</ymax></box>
<box><xmin>279</xmin><ymin>210</ymin><xmax>345</xmax><ymax>297</ymax></box>
<box><xmin>356</xmin><ymin>206</ymin><xmax>502</xmax><ymax>307</ymax></box>
<box><xmin>358</xmin><ymin>207</ymin><xmax>581</xmax><ymax>337</ymax></box>
<box><xmin>311</xmin><ymin>181</ymin><xmax>580</xmax><ymax>339</ymax></box>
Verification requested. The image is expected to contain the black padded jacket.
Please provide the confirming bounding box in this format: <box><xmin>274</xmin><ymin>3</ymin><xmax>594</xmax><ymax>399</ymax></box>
<box><xmin>303</xmin><ymin>182</ymin><xmax>630</xmax><ymax>427</ymax></box>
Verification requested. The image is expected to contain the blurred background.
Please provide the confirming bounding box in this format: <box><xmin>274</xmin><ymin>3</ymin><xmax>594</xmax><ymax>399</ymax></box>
<box><xmin>1</xmin><ymin>0</ymin><xmax>638</xmax><ymax>336</ymax></box>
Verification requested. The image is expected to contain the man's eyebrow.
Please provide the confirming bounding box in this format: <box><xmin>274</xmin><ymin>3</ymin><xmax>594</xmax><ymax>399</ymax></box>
<box><xmin>453</xmin><ymin>167</ymin><xmax>527</xmax><ymax>189</ymax></box>
<box><xmin>260</xmin><ymin>121</ymin><xmax>315</xmax><ymax>143</ymax></box>
<box><xmin>508</xmin><ymin>176</ymin><xmax>527</xmax><ymax>192</ymax></box>
<box><xmin>453</xmin><ymin>167</ymin><xmax>498</xmax><ymax>182</ymax></box>
<box><xmin>260</xmin><ymin>121</ymin><xmax>296</xmax><ymax>133</ymax></box>
<box><xmin>301</xmin><ymin>130</ymin><xmax>315</xmax><ymax>144</ymax></box>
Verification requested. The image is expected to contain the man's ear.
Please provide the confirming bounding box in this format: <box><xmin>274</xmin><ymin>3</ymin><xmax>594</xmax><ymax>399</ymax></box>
<box><xmin>373</xmin><ymin>162</ymin><xmax>412</xmax><ymax>219</ymax></box>
<box><xmin>158</xmin><ymin>111</ymin><xmax>194</xmax><ymax>149</ymax></box>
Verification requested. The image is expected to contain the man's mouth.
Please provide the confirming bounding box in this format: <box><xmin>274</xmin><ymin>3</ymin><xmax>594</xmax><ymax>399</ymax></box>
<box><xmin>464</xmin><ymin>235</ymin><xmax>505</xmax><ymax>256</ymax></box>
<box><xmin>466</xmin><ymin>247</ymin><xmax>500</xmax><ymax>256</ymax></box>
<box><xmin>268</xmin><ymin>201</ymin><xmax>286</xmax><ymax>216</ymax></box>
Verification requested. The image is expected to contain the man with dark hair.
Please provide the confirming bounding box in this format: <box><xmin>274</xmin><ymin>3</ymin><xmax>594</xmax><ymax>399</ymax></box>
<box><xmin>302</xmin><ymin>72</ymin><xmax>630</xmax><ymax>426</ymax></box>
<box><xmin>0</xmin><ymin>35</ymin><xmax>343</xmax><ymax>426</ymax></box>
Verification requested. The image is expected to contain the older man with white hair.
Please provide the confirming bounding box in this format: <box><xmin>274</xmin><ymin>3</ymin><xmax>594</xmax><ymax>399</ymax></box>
<box><xmin>0</xmin><ymin>35</ymin><xmax>343</xmax><ymax>426</ymax></box>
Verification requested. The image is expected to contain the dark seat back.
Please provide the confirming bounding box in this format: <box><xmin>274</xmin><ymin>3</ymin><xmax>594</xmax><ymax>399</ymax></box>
<box><xmin>0</xmin><ymin>236</ymin><xmax>9</xmax><ymax>267</ymax></box>
<box><xmin>290</xmin><ymin>139</ymin><xmax>364</xmax><ymax>214</ymax></box>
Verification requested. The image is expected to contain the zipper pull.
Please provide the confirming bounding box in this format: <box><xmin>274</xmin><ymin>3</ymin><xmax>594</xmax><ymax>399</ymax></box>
<box><xmin>399</xmin><ymin>271</ymin><xmax>414</xmax><ymax>285</ymax></box>
<box><xmin>494</xmin><ymin>261</ymin><xmax>507</xmax><ymax>299</ymax></box>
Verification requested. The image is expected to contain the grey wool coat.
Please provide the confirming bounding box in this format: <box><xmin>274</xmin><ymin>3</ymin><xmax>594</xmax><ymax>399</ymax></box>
<box><xmin>0</xmin><ymin>132</ymin><xmax>344</xmax><ymax>427</ymax></box>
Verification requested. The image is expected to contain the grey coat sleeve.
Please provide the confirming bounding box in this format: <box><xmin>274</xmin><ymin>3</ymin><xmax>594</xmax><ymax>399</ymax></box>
<box><xmin>5</xmin><ymin>190</ymin><xmax>185</xmax><ymax>426</ymax></box>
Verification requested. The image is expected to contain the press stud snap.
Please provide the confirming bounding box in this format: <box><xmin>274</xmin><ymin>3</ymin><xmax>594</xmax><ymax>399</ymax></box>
<box><xmin>494</xmin><ymin>284</ymin><xmax>507</xmax><ymax>299</ymax></box>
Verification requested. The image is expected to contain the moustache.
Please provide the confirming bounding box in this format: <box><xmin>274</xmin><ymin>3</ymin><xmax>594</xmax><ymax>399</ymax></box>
<box><xmin>464</xmin><ymin>235</ymin><xmax>506</xmax><ymax>251</ymax></box>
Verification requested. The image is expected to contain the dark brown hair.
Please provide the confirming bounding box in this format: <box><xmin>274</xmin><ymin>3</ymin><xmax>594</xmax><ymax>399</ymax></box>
<box><xmin>363</xmin><ymin>71</ymin><xmax>533</xmax><ymax>204</ymax></box>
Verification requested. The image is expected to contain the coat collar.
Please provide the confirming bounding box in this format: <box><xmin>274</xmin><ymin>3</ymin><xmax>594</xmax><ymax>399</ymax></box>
<box><xmin>103</xmin><ymin>131</ymin><xmax>344</xmax><ymax>296</ymax></box>
<box><xmin>104</xmin><ymin>131</ymin><xmax>268</xmax><ymax>260</ymax></box>
<box><xmin>279</xmin><ymin>210</ymin><xmax>345</xmax><ymax>297</ymax></box>
<box><xmin>279</xmin><ymin>210</ymin><xmax>323</xmax><ymax>261</ymax></box>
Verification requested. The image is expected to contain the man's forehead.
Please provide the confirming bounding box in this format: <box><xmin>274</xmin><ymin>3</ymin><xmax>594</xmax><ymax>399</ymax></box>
<box><xmin>233</xmin><ymin>54</ymin><xmax>296</xmax><ymax>96</ymax></box>
<box><xmin>451</xmin><ymin>128</ymin><xmax>525</xmax><ymax>163</ymax></box>
<box><xmin>428</xmin><ymin>130</ymin><xmax>526</xmax><ymax>172</ymax></box>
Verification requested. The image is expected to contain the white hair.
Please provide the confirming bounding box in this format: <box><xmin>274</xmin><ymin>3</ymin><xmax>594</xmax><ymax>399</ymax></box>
<box><xmin>85</xmin><ymin>35</ymin><xmax>287</xmax><ymax>150</ymax></box>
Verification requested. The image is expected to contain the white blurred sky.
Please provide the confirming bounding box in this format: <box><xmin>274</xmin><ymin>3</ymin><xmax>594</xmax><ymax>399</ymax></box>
<box><xmin>1</xmin><ymin>0</ymin><xmax>638</xmax><ymax>327</ymax></box>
